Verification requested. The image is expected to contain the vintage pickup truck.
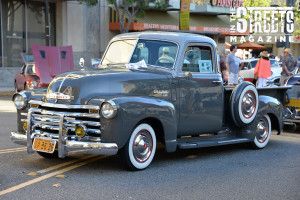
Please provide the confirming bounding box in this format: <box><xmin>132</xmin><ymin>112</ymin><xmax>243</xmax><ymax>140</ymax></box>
<box><xmin>11</xmin><ymin>32</ymin><xmax>290</xmax><ymax>170</ymax></box>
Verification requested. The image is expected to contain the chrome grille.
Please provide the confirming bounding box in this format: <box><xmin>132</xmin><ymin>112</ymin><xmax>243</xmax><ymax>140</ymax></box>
<box><xmin>28</xmin><ymin>100</ymin><xmax>101</xmax><ymax>141</ymax></box>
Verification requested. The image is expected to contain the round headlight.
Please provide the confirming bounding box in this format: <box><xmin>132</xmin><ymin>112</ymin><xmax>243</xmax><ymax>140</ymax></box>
<box><xmin>101</xmin><ymin>101</ymin><xmax>117</xmax><ymax>119</ymax></box>
<box><xmin>13</xmin><ymin>93</ymin><xmax>28</xmax><ymax>110</ymax></box>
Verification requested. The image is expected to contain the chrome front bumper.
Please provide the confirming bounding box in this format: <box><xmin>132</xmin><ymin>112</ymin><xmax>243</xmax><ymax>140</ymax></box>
<box><xmin>11</xmin><ymin>131</ymin><xmax>118</xmax><ymax>156</ymax></box>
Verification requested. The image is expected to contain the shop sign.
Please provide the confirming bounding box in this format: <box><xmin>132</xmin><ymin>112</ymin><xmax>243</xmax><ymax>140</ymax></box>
<box><xmin>211</xmin><ymin>0</ymin><xmax>244</xmax><ymax>8</ymax></box>
<box><xmin>180</xmin><ymin>0</ymin><xmax>192</xmax><ymax>30</ymax></box>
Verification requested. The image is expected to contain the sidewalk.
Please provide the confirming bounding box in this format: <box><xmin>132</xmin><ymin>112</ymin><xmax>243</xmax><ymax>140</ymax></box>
<box><xmin>0</xmin><ymin>87</ymin><xmax>15</xmax><ymax>96</ymax></box>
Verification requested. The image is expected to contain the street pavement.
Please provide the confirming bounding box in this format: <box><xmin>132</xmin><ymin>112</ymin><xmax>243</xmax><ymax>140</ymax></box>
<box><xmin>0</xmin><ymin>96</ymin><xmax>300</xmax><ymax>199</ymax></box>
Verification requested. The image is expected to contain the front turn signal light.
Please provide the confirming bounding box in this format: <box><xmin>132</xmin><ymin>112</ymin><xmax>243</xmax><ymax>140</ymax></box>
<box><xmin>75</xmin><ymin>125</ymin><xmax>86</xmax><ymax>138</ymax></box>
<box><xmin>22</xmin><ymin>121</ymin><xmax>28</xmax><ymax>131</ymax></box>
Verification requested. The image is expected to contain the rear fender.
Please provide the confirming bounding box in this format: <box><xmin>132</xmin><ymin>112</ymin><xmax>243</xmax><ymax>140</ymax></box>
<box><xmin>245</xmin><ymin>95</ymin><xmax>282</xmax><ymax>140</ymax></box>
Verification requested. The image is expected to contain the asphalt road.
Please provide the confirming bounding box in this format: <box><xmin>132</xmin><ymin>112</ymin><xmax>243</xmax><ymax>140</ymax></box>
<box><xmin>0</xmin><ymin>95</ymin><xmax>300</xmax><ymax>200</ymax></box>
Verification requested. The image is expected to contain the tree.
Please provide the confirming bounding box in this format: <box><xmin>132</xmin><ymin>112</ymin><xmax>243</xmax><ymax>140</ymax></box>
<box><xmin>78</xmin><ymin>0</ymin><xmax>168</xmax><ymax>33</ymax></box>
<box><xmin>243</xmin><ymin>0</ymin><xmax>271</xmax><ymax>7</ymax></box>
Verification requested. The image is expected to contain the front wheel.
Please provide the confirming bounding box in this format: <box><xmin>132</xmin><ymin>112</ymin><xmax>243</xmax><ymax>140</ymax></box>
<box><xmin>120</xmin><ymin>123</ymin><xmax>156</xmax><ymax>171</ymax></box>
<box><xmin>250</xmin><ymin>114</ymin><xmax>271</xmax><ymax>149</ymax></box>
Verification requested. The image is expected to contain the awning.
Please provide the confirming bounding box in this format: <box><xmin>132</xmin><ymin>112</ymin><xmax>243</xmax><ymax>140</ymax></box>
<box><xmin>109</xmin><ymin>11</ymin><xmax>248</xmax><ymax>36</ymax></box>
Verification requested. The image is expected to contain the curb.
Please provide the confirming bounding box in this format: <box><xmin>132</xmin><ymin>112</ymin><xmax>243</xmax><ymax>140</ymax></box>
<box><xmin>0</xmin><ymin>92</ymin><xmax>14</xmax><ymax>96</ymax></box>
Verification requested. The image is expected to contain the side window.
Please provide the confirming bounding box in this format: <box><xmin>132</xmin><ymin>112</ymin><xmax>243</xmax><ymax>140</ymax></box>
<box><xmin>182</xmin><ymin>46</ymin><xmax>213</xmax><ymax>73</ymax></box>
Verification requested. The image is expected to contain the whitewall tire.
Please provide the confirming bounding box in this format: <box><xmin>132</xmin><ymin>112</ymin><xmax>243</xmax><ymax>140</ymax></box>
<box><xmin>120</xmin><ymin>123</ymin><xmax>156</xmax><ymax>170</ymax></box>
<box><xmin>251</xmin><ymin>114</ymin><xmax>271</xmax><ymax>149</ymax></box>
<box><xmin>231</xmin><ymin>82</ymin><xmax>259</xmax><ymax>127</ymax></box>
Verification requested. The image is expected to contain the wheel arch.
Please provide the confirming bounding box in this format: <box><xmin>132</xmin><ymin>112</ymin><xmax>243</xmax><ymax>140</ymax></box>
<box><xmin>267</xmin><ymin>112</ymin><xmax>280</xmax><ymax>135</ymax></box>
<box><xmin>137</xmin><ymin>117</ymin><xmax>165</xmax><ymax>144</ymax></box>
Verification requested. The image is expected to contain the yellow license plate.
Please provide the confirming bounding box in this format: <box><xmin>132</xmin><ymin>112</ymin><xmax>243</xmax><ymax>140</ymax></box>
<box><xmin>32</xmin><ymin>138</ymin><xmax>56</xmax><ymax>153</ymax></box>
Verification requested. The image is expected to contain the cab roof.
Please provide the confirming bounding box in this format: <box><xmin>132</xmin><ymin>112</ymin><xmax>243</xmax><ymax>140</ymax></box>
<box><xmin>110</xmin><ymin>31</ymin><xmax>217</xmax><ymax>47</ymax></box>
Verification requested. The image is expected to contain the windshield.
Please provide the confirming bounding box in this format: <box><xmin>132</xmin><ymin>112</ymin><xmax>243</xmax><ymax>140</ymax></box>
<box><xmin>21</xmin><ymin>53</ymin><xmax>34</xmax><ymax>63</ymax></box>
<box><xmin>130</xmin><ymin>39</ymin><xmax>178</xmax><ymax>69</ymax></box>
<box><xmin>101</xmin><ymin>39</ymin><xmax>137</xmax><ymax>66</ymax></box>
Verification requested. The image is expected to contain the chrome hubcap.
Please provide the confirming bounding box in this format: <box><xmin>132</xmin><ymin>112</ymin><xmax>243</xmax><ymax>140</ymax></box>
<box><xmin>256</xmin><ymin>117</ymin><xmax>269</xmax><ymax>143</ymax></box>
<box><xmin>133</xmin><ymin>130</ymin><xmax>153</xmax><ymax>163</ymax></box>
<box><xmin>242</xmin><ymin>91</ymin><xmax>256</xmax><ymax>118</ymax></box>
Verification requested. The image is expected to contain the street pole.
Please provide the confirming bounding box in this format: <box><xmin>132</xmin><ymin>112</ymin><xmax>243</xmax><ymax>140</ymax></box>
<box><xmin>285</xmin><ymin>0</ymin><xmax>296</xmax><ymax>48</ymax></box>
<box><xmin>45</xmin><ymin>0</ymin><xmax>50</xmax><ymax>46</ymax></box>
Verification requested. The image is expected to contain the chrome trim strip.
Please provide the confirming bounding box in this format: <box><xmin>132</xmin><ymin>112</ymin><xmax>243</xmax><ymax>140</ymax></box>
<box><xmin>65</xmin><ymin>141</ymin><xmax>118</xmax><ymax>155</ymax></box>
<box><xmin>32</xmin><ymin>113</ymin><xmax>60</xmax><ymax>119</ymax></box>
<box><xmin>32</xmin><ymin>130</ymin><xmax>101</xmax><ymax>141</ymax></box>
<box><xmin>33</xmin><ymin>124</ymin><xmax>101</xmax><ymax>134</ymax></box>
<box><xmin>58</xmin><ymin>114</ymin><xmax>67</xmax><ymax>158</ymax></box>
<box><xmin>65</xmin><ymin>119</ymin><xmax>101</xmax><ymax>126</ymax></box>
<box><xmin>30</xmin><ymin>108</ymin><xmax>100</xmax><ymax>118</ymax></box>
<box><xmin>29</xmin><ymin>100</ymin><xmax>100</xmax><ymax>110</ymax></box>
<box><xmin>21</xmin><ymin>113</ymin><xmax>28</xmax><ymax>117</ymax></box>
<box><xmin>217</xmin><ymin>138</ymin><xmax>249</xmax><ymax>144</ymax></box>
<box><xmin>10</xmin><ymin>131</ymin><xmax>27</xmax><ymax>146</ymax></box>
<box><xmin>26</xmin><ymin>111</ymin><xmax>34</xmax><ymax>154</ymax></box>
<box><xmin>32</xmin><ymin>115</ymin><xmax>101</xmax><ymax>127</ymax></box>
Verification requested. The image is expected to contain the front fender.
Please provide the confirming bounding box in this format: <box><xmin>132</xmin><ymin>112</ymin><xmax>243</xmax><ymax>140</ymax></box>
<box><xmin>100</xmin><ymin>97</ymin><xmax>177</xmax><ymax>151</ymax></box>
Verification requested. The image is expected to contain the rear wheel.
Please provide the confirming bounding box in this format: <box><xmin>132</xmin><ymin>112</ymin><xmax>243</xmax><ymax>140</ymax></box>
<box><xmin>37</xmin><ymin>151</ymin><xmax>59</xmax><ymax>159</ymax></box>
<box><xmin>250</xmin><ymin>114</ymin><xmax>271</xmax><ymax>149</ymax></box>
<box><xmin>120</xmin><ymin>123</ymin><xmax>156</xmax><ymax>170</ymax></box>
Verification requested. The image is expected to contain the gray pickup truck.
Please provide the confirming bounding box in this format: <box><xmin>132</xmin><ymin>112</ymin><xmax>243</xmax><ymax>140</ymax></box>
<box><xmin>11</xmin><ymin>32</ymin><xmax>290</xmax><ymax>170</ymax></box>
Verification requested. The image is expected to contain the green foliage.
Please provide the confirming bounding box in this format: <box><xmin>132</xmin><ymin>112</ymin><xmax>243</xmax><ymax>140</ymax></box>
<box><xmin>243</xmin><ymin>0</ymin><xmax>271</xmax><ymax>7</ymax></box>
<box><xmin>77</xmin><ymin>0</ymin><xmax>98</xmax><ymax>6</ymax></box>
<box><xmin>293</xmin><ymin>7</ymin><xmax>300</xmax><ymax>37</ymax></box>
<box><xmin>77</xmin><ymin>0</ymin><xmax>168</xmax><ymax>33</ymax></box>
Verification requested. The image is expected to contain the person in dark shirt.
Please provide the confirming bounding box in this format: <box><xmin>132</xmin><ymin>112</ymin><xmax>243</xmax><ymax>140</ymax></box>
<box><xmin>280</xmin><ymin>48</ymin><xmax>298</xmax><ymax>86</ymax></box>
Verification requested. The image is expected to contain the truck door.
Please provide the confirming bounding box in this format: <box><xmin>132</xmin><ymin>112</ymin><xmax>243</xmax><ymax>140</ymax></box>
<box><xmin>177</xmin><ymin>45</ymin><xmax>223</xmax><ymax>136</ymax></box>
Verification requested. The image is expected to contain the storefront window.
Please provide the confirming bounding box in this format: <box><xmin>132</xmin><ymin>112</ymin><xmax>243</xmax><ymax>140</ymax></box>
<box><xmin>1</xmin><ymin>0</ymin><xmax>55</xmax><ymax>67</ymax></box>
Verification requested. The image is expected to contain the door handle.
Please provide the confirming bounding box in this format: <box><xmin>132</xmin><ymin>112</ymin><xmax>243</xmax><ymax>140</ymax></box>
<box><xmin>212</xmin><ymin>80</ymin><xmax>222</xmax><ymax>84</ymax></box>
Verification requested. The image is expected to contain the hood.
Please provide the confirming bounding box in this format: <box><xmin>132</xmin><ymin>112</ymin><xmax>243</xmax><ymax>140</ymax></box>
<box><xmin>46</xmin><ymin>67</ymin><xmax>173</xmax><ymax>104</ymax></box>
<box><xmin>32</xmin><ymin>45</ymin><xmax>74</xmax><ymax>85</ymax></box>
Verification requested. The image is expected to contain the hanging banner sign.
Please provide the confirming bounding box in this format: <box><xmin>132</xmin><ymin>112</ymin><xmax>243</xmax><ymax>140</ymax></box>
<box><xmin>180</xmin><ymin>0</ymin><xmax>191</xmax><ymax>30</ymax></box>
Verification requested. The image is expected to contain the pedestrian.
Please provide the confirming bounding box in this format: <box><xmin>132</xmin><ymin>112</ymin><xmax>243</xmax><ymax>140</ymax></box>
<box><xmin>280</xmin><ymin>48</ymin><xmax>298</xmax><ymax>86</ymax></box>
<box><xmin>225</xmin><ymin>45</ymin><xmax>240</xmax><ymax>86</ymax></box>
<box><xmin>254</xmin><ymin>51</ymin><xmax>271</xmax><ymax>87</ymax></box>
<box><xmin>219</xmin><ymin>54</ymin><xmax>227</xmax><ymax>81</ymax></box>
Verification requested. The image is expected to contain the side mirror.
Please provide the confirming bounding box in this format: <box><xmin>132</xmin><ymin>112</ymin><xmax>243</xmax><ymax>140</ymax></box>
<box><xmin>79</xmin><ymin>58</ymin><xmax>85</xmax><ymax>70</ymax></box>
<box><xmin>184</xmin><ymin>71</ymin><xmax>193</xmax><ymax>79</ymax></box>
<box><xmin>20</xmin><ymin>71</ymin><xmax>24</xmax><ymax>75</ymax></box>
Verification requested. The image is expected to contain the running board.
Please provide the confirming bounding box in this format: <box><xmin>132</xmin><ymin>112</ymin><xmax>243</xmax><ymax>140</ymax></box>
<box><xmin>177</xmin><ymin>136</ymin><xmax>250</xmax><ymax>149</ymax></box>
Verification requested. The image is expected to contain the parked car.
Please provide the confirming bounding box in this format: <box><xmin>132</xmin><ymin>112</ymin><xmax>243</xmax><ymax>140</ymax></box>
<box><xmin>283</xmin><ymin>74</ymin><xmax>300</xmax><ymax>129</ymax></box>
<box><xmin>15</xmin><ymin>46</ymin><xmax>74</xmax><ymax>92</ymax></box>
<box><xmin>11</xmin><ymin>31</ymin><xmax>290</xmax><ymax>170</ymax></box>
<box><xmin>14</xmin><ymin>53</ymin><xmax>45</xmax><ymax>92</ymax></box>
<box><xmin>239</xmin><ymin>59</ymin><xmax>282</xmax><ymax>86</ymax></box>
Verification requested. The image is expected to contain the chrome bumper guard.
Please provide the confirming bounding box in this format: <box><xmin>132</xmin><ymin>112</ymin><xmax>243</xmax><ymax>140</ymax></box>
<box><xmin>11</xmin><ymin>111</ymin><xmax>118</xmax><ymax>157</ymax></box>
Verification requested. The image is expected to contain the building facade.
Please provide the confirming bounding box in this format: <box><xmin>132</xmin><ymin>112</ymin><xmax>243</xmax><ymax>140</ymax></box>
<box><xmin>0</xmin><ymin>0</ymin><xmax>244</xmax><ymax>87</ymax></box>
